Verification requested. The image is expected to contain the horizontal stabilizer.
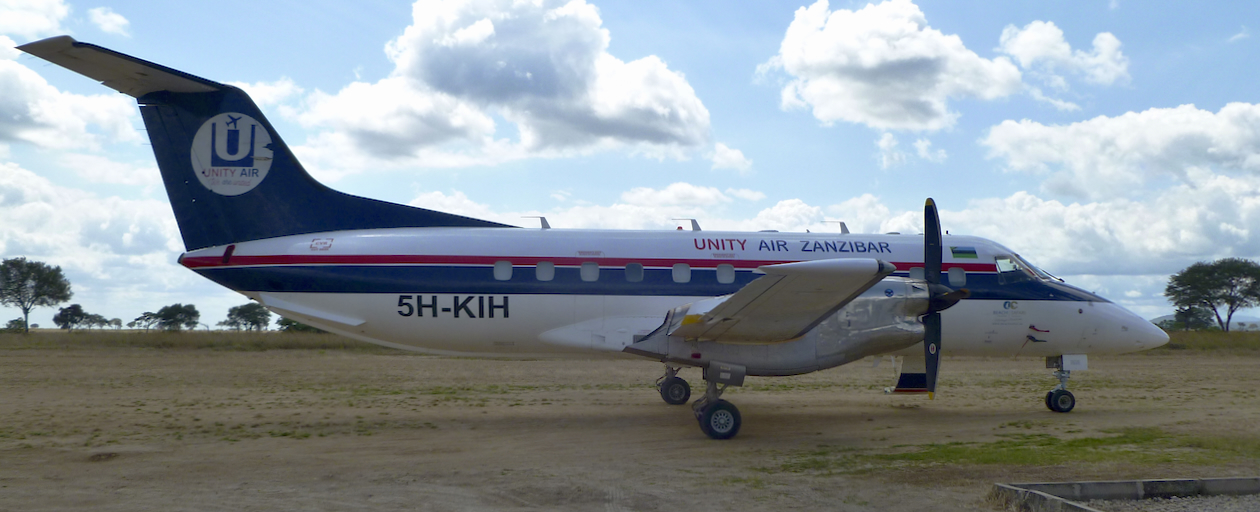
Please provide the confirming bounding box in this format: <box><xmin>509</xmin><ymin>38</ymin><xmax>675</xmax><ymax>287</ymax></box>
<box><xmin>669</xmin><ymin>258</ymin><xmax>895</xmax><ymax>344</ymax></box>
<box><xmin>18</xmin><ymin>36</ymin><xmax>221</xmax><ymax>97</ymax></box>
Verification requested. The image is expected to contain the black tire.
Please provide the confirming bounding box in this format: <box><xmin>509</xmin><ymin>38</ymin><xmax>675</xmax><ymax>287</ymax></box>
<box><xmin>1045</xmin><ymin>391</ymin><xmax>1054</xmax><ymax>411</ymax></box>
<box><xmin>698</xmin><ymin>400</ymin><xmax>741</xmax><ymax>440</ymax></box>
<box><xmin>659</xmin><ymin>376</ymin><xmax>690</xmax><ymax>405</ymax></box>
<box><xmin>1049</xmin><ymin>389</ymin><xmax>1075</xmax><ymax>413</ymax></box>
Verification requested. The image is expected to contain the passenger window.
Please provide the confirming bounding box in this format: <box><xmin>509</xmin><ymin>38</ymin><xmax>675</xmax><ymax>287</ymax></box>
<box><xmin>672</xmin><ymin>263</ymin><xmax>691</xmax><ymax>283</ymax></box>
<box><xmin>716</xmin><ymin>264</ymin><xmax>735</xmax><ymax>284</ymax></box>
<box><xmin>948</xmin><ymin>267</ymin><xmax>966</xmax><ymax>287</ymax></box>
<box><xmin>625</xmin><ymin>263</ymin><xmax>644</xmax><ymax>282</ymax></box>
<box><xmin>908</xmin><ymin>267</ymin><xmax>924</xmax><ymax>281</ymax></box>
<box><xmin>493</xmin><ymin>261</ymin><xmax>512</xmax><ymax>281</ymax></box>
<box><xmin>536</xmin><ymin>261</ymin><xmax>554</xmax><ymax>281</ymax></box>
<box><xmin>581</xmin><ymin>262</ymin><xmax>599</xmax><ymax>282</ymax></box>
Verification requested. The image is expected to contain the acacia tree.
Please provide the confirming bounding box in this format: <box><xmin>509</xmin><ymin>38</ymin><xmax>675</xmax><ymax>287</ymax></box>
<box><xmin>52</xmin><ymin>304</ymin><xmax>88</xmax><ymax>330</ymax></box>
<box><xmin>155</xmin><ymin>304</ymin><xmax>200</xmax><ymax>331</ymax></box>
<box><xmin>1165</xmin><ymin>258</ymin><xmax>1260</xmax><ymax>332</ymax></box>
<box><xmin>218</xmin><ymin>303</ymin><xmax>272</xmax><ymax>331</ymax></box>
<box><xmin>0</xmin><ymin>257</ymin><xmax>72</xmax><ymax>333</ymax></box>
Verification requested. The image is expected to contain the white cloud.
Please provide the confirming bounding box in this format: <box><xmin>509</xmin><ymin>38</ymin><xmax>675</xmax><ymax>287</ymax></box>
<box><xmin>913</xmin><ymin>138</ymin><xmax>946</xmax><ymax>162</ymax></box>
<box><xmin>1229</xmin><ymin>26</ymin><xmax>1250</xmax><ymax>43</ymax></box>
<box><xmin>1027</xmin><ymin>86</ymin><xmax>1081</xmax><ymax>111</ymax></box>
<box><xmin>293</xmin><ymin>0</ymin><xmax>709</xmax><ymax>174</ymax></box>
<box><xmin>725</xmin><ymin>188</ymin><xmax>766</xmax><ymax>202</ymax></box>
<box><xmin>87</xmin><ymin>6</ymin><xmax>130</xmax><ymax>37</ymax></box>
<box><xmin>825</xmin><ymin>193</ymin><xmax>893</xmax><ymax>234</ymax></box>
<box><xmin>0</xmin><ymin>47</ymin><xmax>139</xmax><ymax>150</ymax></box>
<box><xmin>761</xmin><ymin>0</ymin><xmax>1021</xmax><ymax>131</ymax></box>
<box><xmin>983</xmin><ymin>103</ymin><xmax>1260</xmax><ymax>200</ymax></box>
<box><xmin>0</xmin><ymin>161</ymin><xmax>247</xmax><ymax>327</ymax></box>
<box><xmin>55</xmin><ymin>153</ymin><xmax>161</xmax><ymax>187</ymax></box>
<box><xmin>621</xmin><ymin>182</ymin><xmax>731</xmax><ymax>207</ymax></box>
<box><xmin>0</xmin><ymin>0</ymin><xmax>69</xmax><ymax>40</ymax></box>
<box><xmin>227</xmin><ymin>78</ymin><xmax>304</xmax><ymax>108</ymax></box>
<box><xmin>710</xmin><ymin>142</ymin><xmax>752</xmax><ymax>172</ymax></box>
<box><xmin>876</xmin><ymin>133</ymin><xmax>905</xmax><ymax>169</ymax></box>
<box><xmin>998</xmin><ymin>20</ymin><xmax>1130</xmax><ymax>87</ymax></box>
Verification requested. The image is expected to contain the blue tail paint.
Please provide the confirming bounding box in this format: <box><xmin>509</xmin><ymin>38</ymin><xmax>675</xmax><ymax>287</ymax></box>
<box><xmin>19</xmin><ymin>37</ymin><xmax>512</xmax><ymax>251</ymax></box>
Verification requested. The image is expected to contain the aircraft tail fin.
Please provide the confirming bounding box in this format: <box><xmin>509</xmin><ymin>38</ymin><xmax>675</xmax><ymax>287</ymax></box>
<box><xmin>18</xmin><ymin>36</ymin><xmax>512</xmax><ymax>251</ymax></box>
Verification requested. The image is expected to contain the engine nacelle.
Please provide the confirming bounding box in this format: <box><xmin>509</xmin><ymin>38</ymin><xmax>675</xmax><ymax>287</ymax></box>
<box><xmin>624</xmin><ymin>277</ymin><xmax>928</xmax><ymax>376</ymax></box>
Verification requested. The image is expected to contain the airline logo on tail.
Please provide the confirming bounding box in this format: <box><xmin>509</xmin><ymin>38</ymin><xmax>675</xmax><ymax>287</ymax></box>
<box><xmin>190</xmin><ymin>113</ymin><xmax>273</xmax><ymax>196</ymax></box>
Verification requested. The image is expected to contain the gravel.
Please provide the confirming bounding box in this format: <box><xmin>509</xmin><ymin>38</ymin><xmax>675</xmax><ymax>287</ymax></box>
<box><xmin>1087</xmin><ymin>494</ymin><xmax>1260</xmax><ymax>512</ymax></box>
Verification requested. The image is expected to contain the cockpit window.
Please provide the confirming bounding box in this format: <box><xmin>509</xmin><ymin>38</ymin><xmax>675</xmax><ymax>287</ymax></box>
<box><xmin>995</xmin><ymin>254</ymin><xmax>1058</xmax><ymax>284</ymax></box>
<box><xmin>995</xmin><ymin>255</ymin><xmax>1035</xmax><ymax>284</ymax></box>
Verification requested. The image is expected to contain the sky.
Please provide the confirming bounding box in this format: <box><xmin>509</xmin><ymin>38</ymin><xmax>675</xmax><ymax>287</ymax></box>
<box><xmin>2</xmin><ymin>0</ymin><xmax>1259</xmax><ymax>328</ymax></box>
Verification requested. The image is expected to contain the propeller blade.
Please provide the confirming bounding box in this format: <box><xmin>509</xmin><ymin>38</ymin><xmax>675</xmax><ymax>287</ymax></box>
<box><xmin>923</xmin><ymin>198</ymin><xmax>945</xmax><ymax>399</ymax></box>
<box><xmin>924</xmin><ymin>311</ymin><xmax>941</xmax><ymax>399</ymax></box>
<box><xmin>924</xmin><ymin>198</ymin><xmax>942</xmax><ymax>286</ymax></box>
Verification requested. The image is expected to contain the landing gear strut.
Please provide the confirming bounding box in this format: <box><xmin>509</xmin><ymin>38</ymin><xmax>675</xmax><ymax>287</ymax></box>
<box><xmin>1044</xmin><ymin>356</ymin><xmax>1077</xmax><ymax>413</ymax></box>
<box><xmin>688</xmin><ymin>362</ymin><xmax>746</xmax><ymax>439</ymax></box>
<box><xmin>693</xmin><ymin>380</ymin><xmax>741</xmax><ymax>439</ymax></box>
<box><xmin>657</xmin><ymin>365</ymin><xmax>690</xmax><ymax>405</ymax></box>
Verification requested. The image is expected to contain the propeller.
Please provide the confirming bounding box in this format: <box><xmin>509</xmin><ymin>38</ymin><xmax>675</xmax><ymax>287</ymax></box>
<box><xmin>922</xmin><ymin>198</ymin><xmax>970</xmax><ymax>399</ymax></box>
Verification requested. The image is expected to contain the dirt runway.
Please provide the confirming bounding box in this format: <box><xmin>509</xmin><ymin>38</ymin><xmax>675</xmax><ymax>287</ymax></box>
<box><xmin>2</xmin><ymin>345</ymin><xmax>1258</xmax><ymax>511</ymax></box>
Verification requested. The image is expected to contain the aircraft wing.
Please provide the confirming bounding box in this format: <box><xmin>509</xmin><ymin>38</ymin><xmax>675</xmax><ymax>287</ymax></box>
<box><xmin>669</xmin><ymin>258</ymin><xmax>896</xmax><ymax>344</ymax></box>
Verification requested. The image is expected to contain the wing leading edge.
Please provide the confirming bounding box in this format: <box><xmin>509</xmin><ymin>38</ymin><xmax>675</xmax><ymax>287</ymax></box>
<box><xmin>668</xmin><ymin>258</ymin><xmax>896</xmax><ymax>344</ymax></box>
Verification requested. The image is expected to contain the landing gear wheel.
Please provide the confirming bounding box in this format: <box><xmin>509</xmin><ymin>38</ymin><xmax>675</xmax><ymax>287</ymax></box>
<box><xmin>659</xmin><ymin>376</ymin><xmax>691</xmax><ymax>405</ymax></box>
<box><xmin>1048</xmin><ymin>389</ymin><xmax>1075</xmax><ymax>413</ymax></box>
<box><xmin>697</xmin><ymin>400</ymin><xmax>741</xmax><ymax>440</ymax></box>
<box><xmin>1045</xmin><ymin>391</ymin><xmax>1054</xmax><ymax>411</ymax></box>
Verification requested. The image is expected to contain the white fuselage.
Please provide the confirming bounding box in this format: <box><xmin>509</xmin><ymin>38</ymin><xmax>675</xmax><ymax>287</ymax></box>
<box><xmin>180</xmin><ymin>227</ymin><xmax>1168</xmax><ymax>359</ymax></box>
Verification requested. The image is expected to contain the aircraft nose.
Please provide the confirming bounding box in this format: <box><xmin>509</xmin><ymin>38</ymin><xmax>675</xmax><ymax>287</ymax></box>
<box><xmin>1110</xmin><ymin>304</ymin><xmax>1169</xmax><ymax>352</ymax></box>
<box><xmin>1131</xmin><ymin>314</ymin><xmax>1169</xmax><ymax>350</ymax></box>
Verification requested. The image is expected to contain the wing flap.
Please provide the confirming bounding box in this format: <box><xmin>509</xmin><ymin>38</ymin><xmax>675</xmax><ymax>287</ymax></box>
<box><xmin>670</xmin><ymin>258</ymin><xmax>895</xmax><ymax>343</ymax></box>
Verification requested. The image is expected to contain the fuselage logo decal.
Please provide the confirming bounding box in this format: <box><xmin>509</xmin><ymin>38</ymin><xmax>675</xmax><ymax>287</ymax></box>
<box><xmin>190</xmin><ymin>113</ymin><xmax>273</xmax><ymax>196</ymax></box>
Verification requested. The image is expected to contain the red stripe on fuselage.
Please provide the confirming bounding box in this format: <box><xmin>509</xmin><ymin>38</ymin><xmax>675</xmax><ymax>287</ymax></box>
<box><xmin>180</xmin><ymin>254</ymin><xmax>999</xmax><ymax>273</ymax></box>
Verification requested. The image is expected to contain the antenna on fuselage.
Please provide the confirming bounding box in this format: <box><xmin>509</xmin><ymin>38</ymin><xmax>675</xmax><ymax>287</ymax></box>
<box><xmin>672</xmin><ymin>218</ymin><xmax>701</xmax><ymax>231</ymax></box>
<box><xmin>522</xmin><ymin>216</ymin><xmax>550</xmax><ymax>229</ymax></box>
<box><xmin>823</xmin><ymin>220</ymin><xmax>851</xmax><ymax>234</ymax></box>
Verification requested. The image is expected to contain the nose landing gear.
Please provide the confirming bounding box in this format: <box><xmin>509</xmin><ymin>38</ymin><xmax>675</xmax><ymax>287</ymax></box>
<box><xmin>1044</xmin><ymin>355</ymin><xmax>1083</xmax><ymax>413</ymax></box>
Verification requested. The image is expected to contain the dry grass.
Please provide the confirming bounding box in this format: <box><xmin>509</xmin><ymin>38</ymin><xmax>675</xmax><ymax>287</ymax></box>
<box><xmin>0</xmin><ymin>329</ymin><xmax>401</xmax><ymax>353</ymax></box>
<box><xmin>1145</xmin><ymin>330</ymin><xmax>1260</xmax><ymax>354</ymax></box>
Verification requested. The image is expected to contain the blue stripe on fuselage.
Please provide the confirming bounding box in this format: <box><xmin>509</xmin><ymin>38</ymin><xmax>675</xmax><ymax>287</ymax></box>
<box><xmin>196</xmin><ymin>265</ymin><xmax>1107</xmax><ymax>302</ymax></box>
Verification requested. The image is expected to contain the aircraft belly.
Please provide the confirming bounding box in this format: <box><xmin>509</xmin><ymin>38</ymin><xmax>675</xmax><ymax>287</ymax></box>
<box><xmin>257</xmin><ymin>292</ymin><xmax>695</xmax><ymax>356</ymax></box>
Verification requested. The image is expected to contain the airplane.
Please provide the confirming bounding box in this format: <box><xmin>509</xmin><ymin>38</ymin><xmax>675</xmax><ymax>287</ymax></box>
<box><xmin>19</xmin><ymin>36</ymin><xmax>1170</xmax><ymax>439</ymax></box>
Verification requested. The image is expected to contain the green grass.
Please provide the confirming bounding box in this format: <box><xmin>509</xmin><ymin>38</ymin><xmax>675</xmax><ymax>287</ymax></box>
<box><xmin>1144</xmin><ymin>330</ymin><xmax>1260</xmax><ymax>354</ymax></box>
<box><xmin>771</xmin><ymin>428</ymin><xmax>1260</xmax><ymax>474</ymax></box>
<box><xmin>0</xmin><ymin>330</ymin><xmax>402</xmax><ymax>353</ymax></box>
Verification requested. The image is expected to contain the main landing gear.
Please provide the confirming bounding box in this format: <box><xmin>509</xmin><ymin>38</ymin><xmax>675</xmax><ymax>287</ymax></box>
<box><xmin>692</xmin><ymin>380</ymin><xmax>741</xmax><ymax>440</ymax></box>
<box><xmin>656</xmin><ymin>363</ymin><xmax>746</xmax><ymax>439</ymax></box>
<box><xmin>657</xmin><ymin>366</ymin><xmax>691</xmax><ymax>405</ymax></box>
<box><xmin>1044</xmin><ymin>356</ymin><xmax>1078</xmax><ymax>413</ymax></box>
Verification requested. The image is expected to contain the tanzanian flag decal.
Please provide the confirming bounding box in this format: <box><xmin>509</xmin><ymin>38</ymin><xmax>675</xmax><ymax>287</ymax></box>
<box><xmin>950</xmin><ymin>246</ymin><xmax>978</xmax><ymax>259</ymax></box>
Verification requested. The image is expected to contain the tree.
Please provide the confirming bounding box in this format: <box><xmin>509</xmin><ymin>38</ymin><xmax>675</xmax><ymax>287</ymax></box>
<box><xmin>4</xmin><ymin>318</ymin><xmax>24</xmax><ymax>332</ymax></box>
<box><xmin>218</xmin><ymin>303</ymin><xmax>272</xmax><ymax>331</ymax></box>
<box><xmin>1173</xmin><ymin>305</ymin><xmax>1215</xmax><ymax>331</ymax></box>
<box><xmin>1165</xmin><ymin>258</ymin><xmax>1260</xmax><ymax>332</ymax></box>
<box><xmin>52</xmin><ymin>304</ymin><xmax>88</xmax><ymax>330</ymax></box>
<box><xmin>155</xmin><ymin>304</ymin><xmax>200</xmax><ymax>331</ymax></box>
<box><xmin>130</xmin><ymin>312</ymin><xmax>160</xmax><ymax>332</ymax></box>
<box><xmin>276</xmin><ymin>316</ymin><xmax>326</xmax><ymax>333</ymax></box>
<box><xmin>0</xmin><ymin>257</ymin><xmax>72</xmax><ymax>333</ymax></box>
